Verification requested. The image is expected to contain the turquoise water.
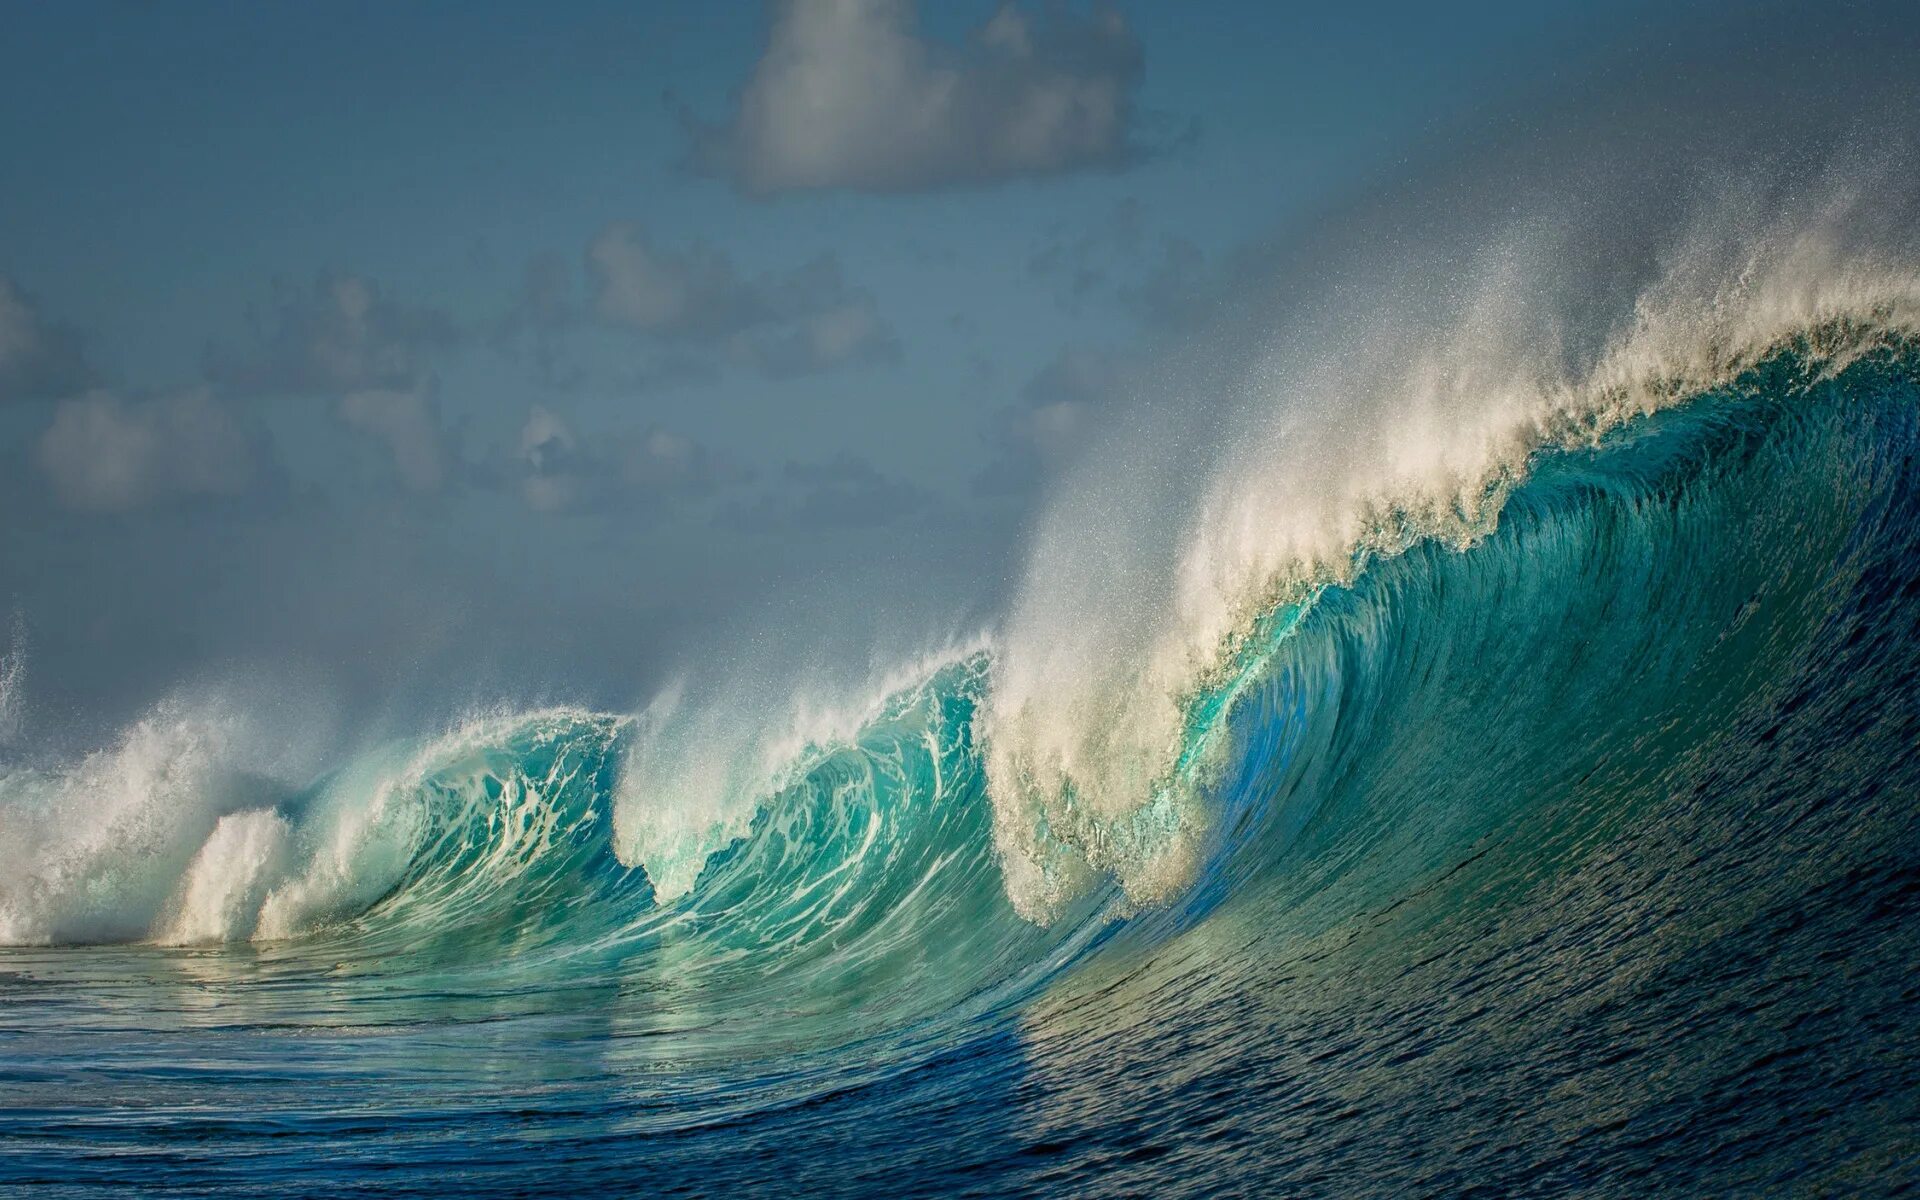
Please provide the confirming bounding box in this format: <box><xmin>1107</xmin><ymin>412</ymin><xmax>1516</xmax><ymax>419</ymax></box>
<box><xmin>5</xmin><ymin>345</ymin><xmax>1920</xmax><ymax>1193</ymax></box>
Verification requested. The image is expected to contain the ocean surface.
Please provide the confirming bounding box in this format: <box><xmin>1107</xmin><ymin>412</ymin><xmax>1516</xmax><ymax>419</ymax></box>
<box><xmin>7</xmin><ymin>176</ymin><xmax>1920</xmax><ymax>1194</ymax></box>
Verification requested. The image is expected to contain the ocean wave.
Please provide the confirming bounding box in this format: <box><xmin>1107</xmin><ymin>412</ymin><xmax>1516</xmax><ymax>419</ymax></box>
<box><xmin>980</xmin><ymin>155</ymin><xmax>1920</xmax><ymax>920</ymax></box>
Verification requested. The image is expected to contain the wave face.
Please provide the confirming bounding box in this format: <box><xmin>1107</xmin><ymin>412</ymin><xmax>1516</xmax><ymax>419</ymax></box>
<box><xmin>10</xmin><ymin>172</ymin><xmax>1920</xmax><ymax>1194</ymax></box>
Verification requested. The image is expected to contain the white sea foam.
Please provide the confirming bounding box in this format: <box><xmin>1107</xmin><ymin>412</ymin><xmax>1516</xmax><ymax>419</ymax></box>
<box><xmin>0</xmin><ymin>701</ymin><xmax>274</xmax><ymax>944</ymax></box>
<box><xmin>157</xmin><ymin>808</ymin><xmax>292</xmax><ymax>945</ymax></box>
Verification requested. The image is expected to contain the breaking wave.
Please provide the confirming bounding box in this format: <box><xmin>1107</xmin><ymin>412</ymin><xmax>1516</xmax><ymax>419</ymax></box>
<box><xmin>7</xmin><ymin>131</ymin><xmax>1920</xmax><ymax>1198</ymax></box>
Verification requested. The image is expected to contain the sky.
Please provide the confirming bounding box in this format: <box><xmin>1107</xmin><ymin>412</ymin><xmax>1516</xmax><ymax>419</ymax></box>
<box><xmin>0</xmin><ymin>0</ymin><xmax>1743</xmax><ymax>740</ymax></box>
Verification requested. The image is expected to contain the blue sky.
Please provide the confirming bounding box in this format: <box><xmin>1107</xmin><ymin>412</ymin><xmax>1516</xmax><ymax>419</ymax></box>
<box><xmin>0</xmin><ymin>0</ymin><xmax>1687</xmax><ymax>729</ymax></box>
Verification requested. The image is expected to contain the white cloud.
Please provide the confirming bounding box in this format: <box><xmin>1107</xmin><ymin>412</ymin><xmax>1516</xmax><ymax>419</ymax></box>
<box><xmin>339</xmin><ymin>385</ymin><xmax>448</xmax><ymax>494</ymax></box>
<box><xmin>587</xmin><ymin>224</ymin><xmax>898</xmax><ymax>375</ymax></box>
<box><xmin>37</xmin><ymin>389</ymin><xmax>259</xmax><ymax>511</ymax></box>
<box><xmin>588</xmin><ymin>225</ymin><xmax>762</xmax><ymax>338</ymax></box>
<box><xmin>693</xmin><ymin>0</ymin><xmax>1143</xmax><ymax>195</ymax></box>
